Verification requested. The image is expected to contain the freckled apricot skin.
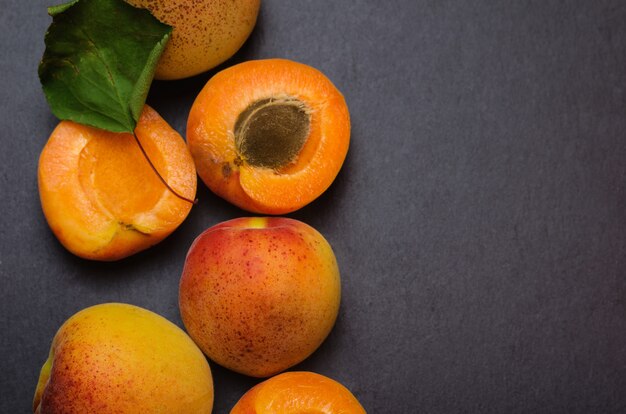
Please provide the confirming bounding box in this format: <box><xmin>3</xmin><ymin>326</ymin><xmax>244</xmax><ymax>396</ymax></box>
<box><xmin>33</xmin><ymin>303</ymin><xmax>213</xmax><ymax>414</ymax></box>
<box><xmin>187</xmin><ymin>59</ymin><xmax>350</xmax><ymax>214</ymax></box>
<box><xmin>231</xmin><ymin>371</ymin><xmax>366</xmax><ymax>414</ymax></box>
<box><xmin>38</xmin><ymin>105</ymin><xmax>196</xmax><ymax>261</ymax></box>
<box><xmin>179</xmin><ymin>217</ymin><xmax>341</xmax><ymax>377</ymax></box>
<box><xmin>126</xmin><ymin>0</ymin><xmax>261</xmax><ymax>80</ymax></box>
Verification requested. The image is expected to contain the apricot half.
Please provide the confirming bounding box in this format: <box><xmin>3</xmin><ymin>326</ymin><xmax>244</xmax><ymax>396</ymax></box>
<box><xmin>126</xmin><ymin>0</ymin><xmax>260</xmax><ymax>80</ymax></box>
<box><xmin>179</xmin><ymin>217</ymin><xmax>341</xmax><ymax>377</ymax></box>
<box><xmin>187</xmin><ymin>59</ymin><xmax>350</xmax><ymax>214</ymax></box>
<box><xmin>38</xmin><ymin>105</ymin><xmax>196</xmax><ymax>261</ymax></box>
<box><xmin>230</xmin><ymin>371</ymin><xmax>366</xmax><ymax>414</ymax></box>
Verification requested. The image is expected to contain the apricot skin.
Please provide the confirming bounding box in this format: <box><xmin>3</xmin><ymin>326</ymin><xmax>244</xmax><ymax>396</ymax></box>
<box><xmin>38</xmin><ymin>105</ymin><xmax>196</xmax><ymax>261</ymax></box>
<box><xmin>179</xmin><ymin>217</ymin><xmax>341</xmax><ymax>377</ymax></box>
<box><xmin>126</xmin><ymin>0</ymin><xmax>260</xmax><ymax>80</ymax></box>
<box><xmin>231</xmin><ymin>371</ymin><xmax>366</xmax><ymax>414</ymax></box>
<box><xmin>33</xmin><ymin>303</ymin><xmax>213</xmax><ymax>414</ymax></box>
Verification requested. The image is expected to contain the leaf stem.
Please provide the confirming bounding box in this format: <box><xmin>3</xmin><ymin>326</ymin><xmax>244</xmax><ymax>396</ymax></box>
<box><xmin>132</xmin><ymin>133</ymin><xmax>197</xmax><ymax>205</ymax></box>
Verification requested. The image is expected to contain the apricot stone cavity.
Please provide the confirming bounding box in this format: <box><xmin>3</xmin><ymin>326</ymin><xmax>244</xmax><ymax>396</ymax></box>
<box><xmin>235</xmin><ymin>97</ymin><xmax>311</xmax><ymax>169</ymax></box>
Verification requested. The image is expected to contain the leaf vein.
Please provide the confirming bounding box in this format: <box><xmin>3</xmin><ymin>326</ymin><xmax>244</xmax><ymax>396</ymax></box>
<box><xmin>63</xmin><ymin>81</ymin><xmax>125</xmax><ymax>130</ymax></box>
<box><xmin>68</xmin><ymin>14</ymin><xmax>133</xmax><ymax>130</ymax></box>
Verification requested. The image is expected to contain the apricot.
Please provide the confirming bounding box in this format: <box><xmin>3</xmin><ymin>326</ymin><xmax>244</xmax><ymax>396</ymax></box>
<box><xmin>38</xmin><ymin>105</ymin><xmax>196</xmax><ymax>261</ymax></box>
<box><xmin>126</xmin><ymin>0</ymin><xmax>260</xmax><ymax>80</ymax></box>
<box><xmin>179</xmin><ymin>217</ymin><xmax>341</xmax><ymax>377</ymax></box>
<box><xmin>231</xmin><ymin>371</ymin><xmax>366</xmax><ymax>414</ymax></box>
<box><xmin>187</xmin><ymin>59</ymin><xmax>350</xmax><ymax>214</ymax></box>
<box><xmin>33</xmin><ymin>303</ymin><xmax>214</xmax><ymax>414</ymax></box>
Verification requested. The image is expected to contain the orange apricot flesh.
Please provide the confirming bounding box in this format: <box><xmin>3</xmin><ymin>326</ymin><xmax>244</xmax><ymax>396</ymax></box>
<box><xmin>187</xmin><ymin>59</ymin><xmax>350</xmax><ymax>214</ymax></box>
<box><xmin>230</xmin><ymin>371</ymin><xmax>366</xmax><ymax>414</ymax></box>
<box><xmin>38</xmin><ymin>105</ymin><xmax>196</xmax><ymax>261</ymax></box>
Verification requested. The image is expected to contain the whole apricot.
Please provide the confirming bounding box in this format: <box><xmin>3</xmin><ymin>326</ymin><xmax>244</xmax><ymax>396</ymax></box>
<box><xmin>179</xmin><ymin>217</ymin><xmax>341</xmax><ymax>377</ymax></box>
<box><xmin>33</xmin><ymin>303</ymin><xmax>213</xmax><ymax>414</ymax></box>
<box><xmin>231</xmin><ymin>371</ymin><xmax>366</xmax><ymax>414</ymax></box>
<box><xmin>38</xmin><ymin>105</ymin><xmax>197</xmax><ymax>261</ymax></box>
<box><xmin>187</xmin><ymin>59</ymin><xmax>350</xmax><ymax>214</ymax></box>
<box><xmin>126</xmin><ymin>0</ymin><xmax>260</xmax><ymax>80</ymax></box>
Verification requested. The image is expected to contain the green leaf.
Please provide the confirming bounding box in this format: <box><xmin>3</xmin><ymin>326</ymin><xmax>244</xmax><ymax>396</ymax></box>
<box><xmin>39</xmin><ymin>0</ymin><xmax>172</xmax><ymax>133</ymax></box>
<box><xmin>48</xmin><ymin>0</ymin><xmax>79</xmax><ymax>16</ymax></box>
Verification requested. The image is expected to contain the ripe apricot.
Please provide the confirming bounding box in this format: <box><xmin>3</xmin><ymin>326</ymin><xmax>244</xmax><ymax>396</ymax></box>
<box><xmin>33</xmin><ymin>303</ymin><xmax>214</xmax><ymax>414</ymax></box>
<box><xmin>126</xmin><ymin>0</ymin><xmax>260</xmax><ymax>80</ymax></box>
<box><xmin>230</xmin><ymin>371</ymin><xmax>366</xmax><ymax>414</ymax></box>
<box><xmin>179</xmin><ymin>217</ymin><xmax>340</xmax><ymax>377</ymax></box>
<box><xmin>187</xmin><ymin>59</ymin><xmax>350</xmax><ymax>214</ymax></box>
<box><xmin>38</xmin><ymin>105</ymin><xmax>196</xmax><ymax>261</ymax></box>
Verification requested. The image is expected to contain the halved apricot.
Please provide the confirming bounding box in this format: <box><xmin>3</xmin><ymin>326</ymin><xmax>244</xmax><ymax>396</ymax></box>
<box><xmin>187</xmin><ymin>59</ymin><xmax>350</xmax><ymax>214</ymax></box>
<box><xmin>38</xmin><ymin>105</ymin><xmax>196</xmax><ymax>261</ymax></box>
<box><xmin>230</xmin><ymin>371</ymin><xmax>366</xmax><ymax>414</ymax></box>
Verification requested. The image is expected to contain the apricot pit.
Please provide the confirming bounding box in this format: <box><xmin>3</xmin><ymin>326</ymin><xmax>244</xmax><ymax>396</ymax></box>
<box><xmin>235</xmin><ymin>97</ymin><xmax>311</xmax><ymax>169</ymax></box>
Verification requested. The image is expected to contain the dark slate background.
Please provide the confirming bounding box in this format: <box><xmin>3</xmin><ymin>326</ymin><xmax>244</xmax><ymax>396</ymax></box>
<box><xmin>2</xmin><ymin>1</ymin><xmax>626</xmax><ymax>413</ymax></box>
